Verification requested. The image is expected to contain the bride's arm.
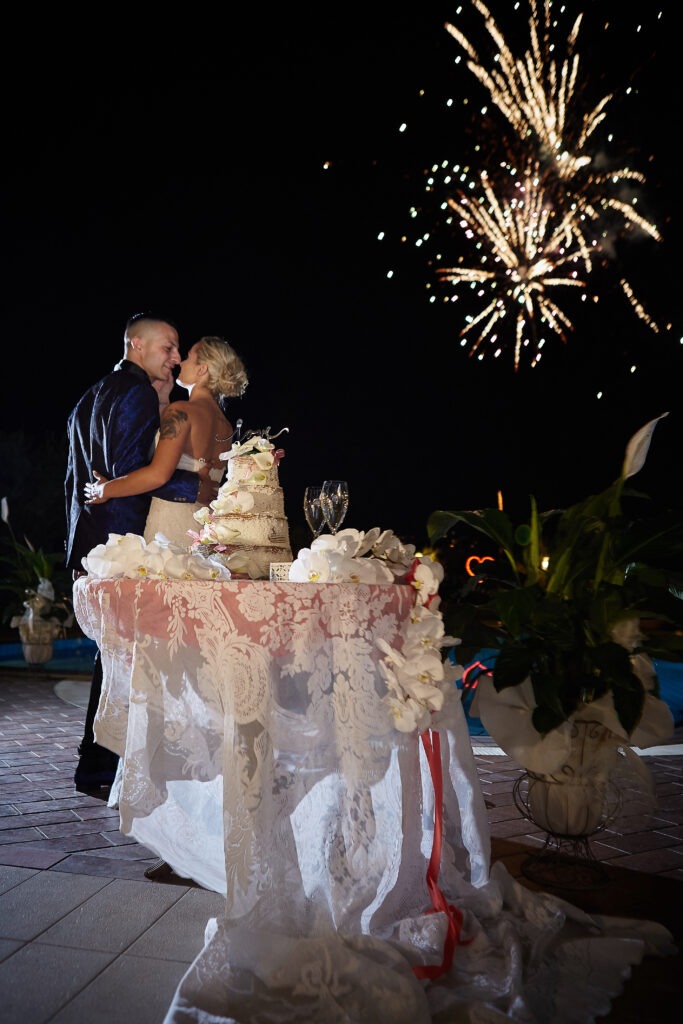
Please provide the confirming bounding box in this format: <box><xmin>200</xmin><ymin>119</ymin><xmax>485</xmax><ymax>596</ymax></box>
<box><xmin>85</xmin><ymin>404</ymin><xmax>191</xmax><ymax>503</ymax></box>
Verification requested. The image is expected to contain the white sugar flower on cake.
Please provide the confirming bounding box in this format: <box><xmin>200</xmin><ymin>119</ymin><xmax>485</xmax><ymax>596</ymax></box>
<box><xmin>220</xmin><ymin>435</ymin><xmax>277</xmax><ymax>469</ymax></box>
<box><xmin>209</xmin><ymin>484</ymin><xmax>255</xmax><ymax>516</ymax></box>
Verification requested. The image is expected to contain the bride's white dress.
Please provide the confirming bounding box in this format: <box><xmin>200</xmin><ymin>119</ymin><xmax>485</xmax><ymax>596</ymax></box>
<box><xmin>144</xmin><ymin>449</ymin><xmax>223</xmax><ymax>548</ymax></box>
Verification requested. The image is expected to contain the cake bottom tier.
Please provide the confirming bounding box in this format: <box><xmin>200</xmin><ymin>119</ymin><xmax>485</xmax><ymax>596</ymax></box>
<box><xmin>213</xmin><ymin>544</ymin><xmax>294</xmax><ymax>581</ymax></box>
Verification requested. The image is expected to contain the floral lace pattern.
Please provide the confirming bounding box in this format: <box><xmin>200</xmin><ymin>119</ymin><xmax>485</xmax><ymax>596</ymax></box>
<box><xmin>73</xmin><ymin>576</ymin><xmax>676</xmax><ymax>1024</ymax></box>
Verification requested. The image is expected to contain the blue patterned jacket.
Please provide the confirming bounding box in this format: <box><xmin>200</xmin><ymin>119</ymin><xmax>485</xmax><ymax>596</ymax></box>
<box><xmin>64</xmin><ymin>359</ymin><xmax>198</xmax><ymax>570</ymax></box>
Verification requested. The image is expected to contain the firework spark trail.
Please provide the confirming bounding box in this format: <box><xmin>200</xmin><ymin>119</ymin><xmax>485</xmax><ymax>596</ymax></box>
<box><xmin>436</xmin><ymin>164</ymin><xmax>589</xmax><ymax>369</ymax></box>
<box><xmin>443</xmin><ymin>0</ymin><xmax>660</xmax><ymax>242</ymax></box>
<box><xmin>444</xmin><ymin>0</ymin><xmax>607</xmax><ymax>179</ymax></box>
<box><xmin>430</xmin><ymin>0</ymin><xmax>663</xmax><ymax>362</ymax></box>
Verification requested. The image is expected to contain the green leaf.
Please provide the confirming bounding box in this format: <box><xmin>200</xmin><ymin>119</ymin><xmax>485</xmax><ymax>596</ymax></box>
<box><xmin>493</xmin><ymin>642</ymin><xmax>534</xmax><ymax>689</ymax></box>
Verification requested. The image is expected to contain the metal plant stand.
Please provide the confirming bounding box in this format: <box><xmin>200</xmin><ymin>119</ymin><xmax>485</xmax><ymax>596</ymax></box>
<box><xmin>513</xmin><ymin>764</ymin><xmax>622</xmax><ymax>891</ymax></box>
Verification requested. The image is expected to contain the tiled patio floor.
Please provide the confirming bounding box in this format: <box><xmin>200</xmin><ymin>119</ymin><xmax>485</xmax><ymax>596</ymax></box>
<box><xmin>1</xmin><ymin>669</ymin><xmax>682</xmax><ymax>1022</ymax></box>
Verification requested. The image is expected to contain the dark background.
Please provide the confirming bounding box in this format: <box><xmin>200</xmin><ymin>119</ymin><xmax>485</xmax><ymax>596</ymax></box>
<box><xmin>2</xmin><ymin>2</ymin><xmax>680</xmax><ymax>554</ymax></box>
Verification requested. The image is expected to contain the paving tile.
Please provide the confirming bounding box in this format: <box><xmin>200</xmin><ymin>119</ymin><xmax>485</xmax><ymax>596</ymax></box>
<box><xmin>0</xmin><ymin>937</ymin><xmax>23</xmax><ymax>963</ymax></box>
<box><xmin>71</xmin><ymin>841</ymin><xmax>156</xmax><ymax>862</ymax></box>
<box><xmin>0</xmin><ymin>871</ymin><xmax>111</xmax><ymax>940</ymax></box>
<box><xmin>47</xmin><ymin>952</ymin><xmax>189</xmax><ymax>1024</ymax></box>
<box><xmin>0</xmin><ymin>846</ymin><xmax>71</xmax><ymax>869</ymax></box>
<box><xmin>488</xmin><ymin>818</ymin><xmax>541</xmax><ymax>839</ymax></box>
<box><xmin>655</xmin><ymin>824</ymin><xmax>683</xmax><ymax>841</ymax></box>
<box><xmin>0</xmin><ymin>810</ymin><xmax>79</xmax><ymax>830</ymax></box>
<box><xmin>0</xmin><ymin>825</ymin><xmax>44</xmax><ymax>844</ymax></box>
<box><xmin>127</xmin><ymin>888</ymin><xmax>225</xmax><ymax>961</ymax></box>
<box><xmin>597</xmin><ymin>830</ymin><xmax>683</xmax><ymax>855</ymax></box>
<box><xmin>39</xmin><ymin>878</ymin><xmax>188</xmax><ymax>953</ymax></box>
<box><xmin>50</xmin><ymin>856</ymin><xmax>163</xmax><ymax>882</ymax></box>
<box><xmin>7</xmin><ymin>833</ymin><xmax>115</xmax><ymax>854</ymax></box>
<box><xmin>37</xmin><ymin>817</ymin><xmax>121</xmax><ymax>838</ymax></box>
<box><xmin>0</xmin><ymin>864</ymin><xmax>38</xmax><ymax>894</ymax></box>
<box><xmin>73</xmin><ymin>802</ymin><xmax>120</xmax><ymax>821</ymax></box>
<box><xmin>0</xmin><ymin>941</ymin><xmax>115</xmax><ymax>1024</ymax></box>
<box><xmin>606</xmin><ymin>847</ymin><xmax>683</xmax><ymax>872</ymax></box>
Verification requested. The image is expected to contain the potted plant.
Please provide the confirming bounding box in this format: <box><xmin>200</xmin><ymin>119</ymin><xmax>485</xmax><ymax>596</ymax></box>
<box><xmin>0</xmin><ymin>497</ymin><xmax>74</xmax><ymax>664</ymax></box>
<box><xmin>427</xmin><ymin>414</ymin><xmax>683</xmax><ymax>836</ymax></box>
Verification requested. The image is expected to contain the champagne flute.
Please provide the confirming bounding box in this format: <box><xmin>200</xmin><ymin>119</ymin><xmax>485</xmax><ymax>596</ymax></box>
<box><xmin>303</xmin><ymin>486</ymin><xmax>325</xmax><ymax>539</ymax></box>
<box><xmin>320</xmin><ymin>480</ymin><xmax>349</xmax><ymax>535</ymax></box>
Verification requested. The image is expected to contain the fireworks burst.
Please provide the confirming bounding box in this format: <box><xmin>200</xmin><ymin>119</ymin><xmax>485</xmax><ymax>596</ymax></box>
<box><xmin>435</xmin><ymin>162</ymin><xmax>590</xmax><ymax>369</ymax></box>
<box><xmin>427</xmin><ymin>0</ymin><xmax>662</xmax><ymax>367</ymax></box>
<box><xmin>444</xmin><ymin>0</ymin><xmax>602</xmax><ymax>181</ymax></box>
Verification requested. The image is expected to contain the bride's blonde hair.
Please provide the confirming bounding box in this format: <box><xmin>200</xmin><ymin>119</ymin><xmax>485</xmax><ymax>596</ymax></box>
<box><xmin>196</xmin><ymin>336</ymin><xmax>249</xmax><ymax>399</ymax></box>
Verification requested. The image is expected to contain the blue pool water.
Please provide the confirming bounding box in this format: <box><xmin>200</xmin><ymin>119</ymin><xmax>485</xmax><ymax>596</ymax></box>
<box><xmin>0</xmin><ymin>637</ymin><xmax>98</xmax><ymax>673</ymax></box>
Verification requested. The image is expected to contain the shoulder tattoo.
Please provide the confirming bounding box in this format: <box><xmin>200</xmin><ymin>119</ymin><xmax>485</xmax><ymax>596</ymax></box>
<box><xmin>159</xmin><ymin>406</ymin><xmax>189</xmax><ymax>440</ymax></box>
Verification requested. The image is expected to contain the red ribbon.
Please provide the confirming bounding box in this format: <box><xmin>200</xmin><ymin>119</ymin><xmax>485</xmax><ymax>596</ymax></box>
<box><xmin>412</xmin><ymin>729</ymin><xmax>471</xmax><ymax>981</ymax></box>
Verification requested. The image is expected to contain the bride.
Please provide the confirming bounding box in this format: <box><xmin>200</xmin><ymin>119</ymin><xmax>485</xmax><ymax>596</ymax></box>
<box><xmin>84</xmin><ymin>335</ymin><xmax>248</xmax><ymax>547</ymax></box>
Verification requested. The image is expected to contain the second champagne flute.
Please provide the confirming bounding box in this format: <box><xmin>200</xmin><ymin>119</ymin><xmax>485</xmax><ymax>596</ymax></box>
<box><xmin>320</xmin><ymin>480</ymin><xmax>349</xmax><ymax>535</ymax></box>
<box><xmin>303</xmin><ymin>486</ymin><xmax>325</xmax><ymax>539</ymax></box>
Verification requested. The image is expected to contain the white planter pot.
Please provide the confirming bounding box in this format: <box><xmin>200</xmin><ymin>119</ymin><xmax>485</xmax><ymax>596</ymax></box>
<box><xmin>21</xmin><ymin>641</ymin><xmax>54</xmax><ymax>665</ymax></box>
<box><xmin>525</xmin><ymin>720</ymin><xmax>619</xmax><ymax>837</ymax></box>
<box><xmin>17</xmin><ymin>621</ymin><xmax>57</xmax><ymax>665</ymax></box>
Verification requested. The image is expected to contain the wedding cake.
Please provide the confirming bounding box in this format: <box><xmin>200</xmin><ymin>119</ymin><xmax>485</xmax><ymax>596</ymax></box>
<box><xmin>193</xmin><ymin>433</ymin><xmax>292</xmax><ymax>580</ymax></box>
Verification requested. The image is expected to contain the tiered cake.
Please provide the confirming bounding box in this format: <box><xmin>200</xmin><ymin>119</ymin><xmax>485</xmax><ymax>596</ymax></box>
<box><xmin>193</xmin><ymin>435</ymin><xmax>292</xmax><ymax>580</ymax></box>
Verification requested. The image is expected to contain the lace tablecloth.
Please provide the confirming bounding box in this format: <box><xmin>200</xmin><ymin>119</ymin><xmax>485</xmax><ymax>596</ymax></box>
<box><xmin>73</xmin><ymin>576</ymin><xmax>675</xmax><ymax>1024</ymax></box>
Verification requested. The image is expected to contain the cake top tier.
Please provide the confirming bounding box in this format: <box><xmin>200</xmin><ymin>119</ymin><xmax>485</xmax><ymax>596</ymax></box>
<box><xmin>219</xmin><ymin>433</ymin><xmax>287</xmax><ymax>487</ymax></box>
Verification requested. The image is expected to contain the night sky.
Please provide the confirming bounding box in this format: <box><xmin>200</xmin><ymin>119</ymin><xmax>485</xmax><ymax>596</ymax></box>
<box><xmin>3</xmin><ymin>3</ymin><xmax>681</xmax><ymax>548</ymax></box>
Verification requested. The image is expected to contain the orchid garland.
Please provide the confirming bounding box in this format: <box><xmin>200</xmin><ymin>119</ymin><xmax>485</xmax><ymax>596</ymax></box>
<box><xmin>289</xmin><ymin>528</ymin><xmax>462</xmax><ymax>734</ymax></box>
<box><xmin>81</xmin><ymin>532</ymin><xmax>232</xmax><ymax>581</ymax></box>
<box><xmin>81</xmin><ymin>523</ymin><xmax>462</xmax><ymax>736</ymax></box>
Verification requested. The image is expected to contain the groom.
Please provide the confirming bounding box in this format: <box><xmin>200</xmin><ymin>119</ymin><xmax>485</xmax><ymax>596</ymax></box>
<box><xmin>64</xmin><ymin>311</ymin><xmax>217</xmax><ymax>796</ymax></box>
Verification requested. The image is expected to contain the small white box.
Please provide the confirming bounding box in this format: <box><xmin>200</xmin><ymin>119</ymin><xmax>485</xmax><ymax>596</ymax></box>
<box><xmin>269</xmin><ymin>562</ymin><xmax>292</xmax><ymax>581</ymax></box>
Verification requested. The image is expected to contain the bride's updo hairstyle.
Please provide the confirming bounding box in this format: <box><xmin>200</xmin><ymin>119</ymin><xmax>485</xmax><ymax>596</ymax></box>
<box><xmin>196</xmin><ymin>336</ymin><xmax>249</xmax><ymax>400</ymax></box>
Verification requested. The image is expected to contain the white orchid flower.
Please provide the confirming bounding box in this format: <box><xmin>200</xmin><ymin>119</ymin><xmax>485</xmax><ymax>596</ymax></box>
<box><xmin>311</xmin><ymin>534</ymin><xmax>344</xmax><ymax>554</ymax></box>
<box><xmin>402</xmin><ymin>613</ymin><xmax>451</xmax><ymax>658</ymax></box>
<box><xmin>162</xmin><ymin>551</ymin><xmax>231</xmax><ymax>581</ymax></box>
<box><xmin>324</xmin><ymin>551</ymin><xmax>375</xmax><ymax>583</ymax></box>
<box><xmin>289</xmin><ymin>548</ymin><xmax>333</xmax><ymax>583</ymax></box>
<box><xmin>218</xmin><ymin>489</ymin><xmax>255</xmax><ymax>514</ymax></box>
<box><xmin>210</xmin><ymin>482</ymin><xmax>241</xmax><ymax>513</ymax></box>
<box><xmin>399</xmin><ymin>649</ymin><xmax>446</xmax><ymax>685</ymax></box>
<box><xmin>363</xmin><ymin>558</ymin><xmax>395</xmax><ymax>583</ymax></box>
<box><xmin>251</xmin><ymin>451</ymin><xmax>275</xmax><ymax>471</ymax></box>
<box><xmin>386</xmin><ymin>694</ymin><xmax>432</xmax><ymax>733</ymax></box>
<box><xmin>372</xmin><ymin>530</ymin><xmax>417</xmax><ymax>574</ymax></box>
<box><xmin>223</xmin><ymin>437</ymin><xmax>274</xmax><ymax>460</ymax></box>
<box><xmin>81</xmin><ymin>533</ymin><xmax>144</xmax><ymax>577</ymax></box>
<box><xmin>202</xmin><ymin>520</ymin><xmax>241</xmax><ymax>545</ymax></box>
<box><xmin>326</xmin><ymin>528</ymin><xmax>364</xmax><ymax>558</ymax></box>
<box><xmin>245</xmin><ymin>470</ymin><xmax>268</xmax><ymax>487</ymax></box>
<box><xmin>356</xmin><ymin>527</ymin><xmax>381</xmax><ymax>556</ymax></box>
<box><xmin>408</xmin><ymin>557</ymin><xmax>444</xmax><ymax>603</ymax></box>
<box><xmin>192</xmin><ymin>506</ymin><xmax>213</xmax><ymax>525</ymax></box>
